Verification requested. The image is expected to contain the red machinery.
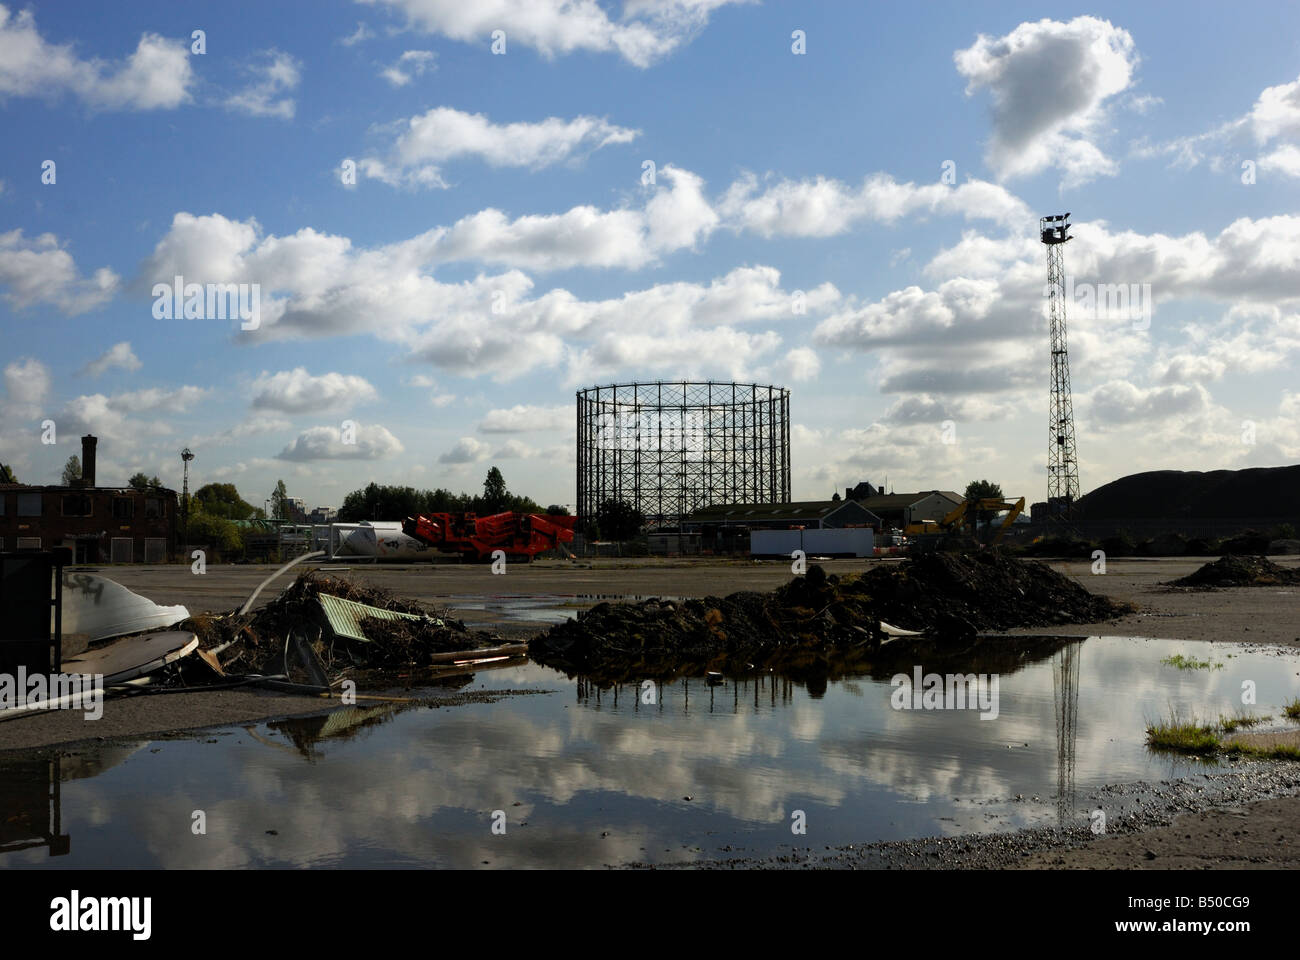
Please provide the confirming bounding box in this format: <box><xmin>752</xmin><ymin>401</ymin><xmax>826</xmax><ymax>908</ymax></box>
<box><xmin>402</xmin><ymin>512</ymin><xmax>578</xmax><ymax>562</ymax></box>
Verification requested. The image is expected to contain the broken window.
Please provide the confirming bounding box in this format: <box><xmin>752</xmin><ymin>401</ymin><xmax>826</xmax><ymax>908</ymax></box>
<box><xmin>144</xmin><ymin>498</ymin><xmax>164</xmax><ymax>519</ymax></box>
<box><xmin>61</xmin><ymin>494</ymin><xmax>92</xmax><ymax>517</ymax></box>
<box><xmin>17</xmin><ymin>493</ymin><xmax>41</xmax><ymax>516</ymax></box>
<box><xmin>113</xmin><ymin>498</ymin><xmax>134</xmax><ymax>520</ymax></box>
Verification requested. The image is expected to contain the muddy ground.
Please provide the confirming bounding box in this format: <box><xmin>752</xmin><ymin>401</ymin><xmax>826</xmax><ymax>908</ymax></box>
<box><xmin>4</xmin><ymin>554</ymin><xmax>1299</xmax><ymax>870</ymax></box>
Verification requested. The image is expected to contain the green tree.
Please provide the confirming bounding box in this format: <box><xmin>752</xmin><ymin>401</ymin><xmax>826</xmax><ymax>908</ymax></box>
<box><xmin>193</xmin><ymin>482</ymin><xmax>259</xmax><ymax>520</ymax></box>
<box><xmin>61</xmin><ymin>455</ymin><xmax>81</xmax><ymax>485</ymax></box>
<box><xmin>187</xmin><ymin>511</ymin><xmax>244</xmax><ymax>558</ymax></box>
<box><xmin>0</xmin><ymin>463</ymin><xmax>16</xmax><ymax>483</ymax></box>
<box><xmin>128</xmin><ymin>472</ymin><xmax>163</xmax><ymax>491</ymax></box>
<box><xmin>595</xmin><ymin>498</ymin><xmax>645</xmax><ymax>541</ymax></box>
<box><xmin>963</xmin><ymin>479</ymin><xmax>1006</xmax><ymax>535</ymax></box>
<box><xmin>481</xmin><ymin>466</ymin><xmax>508</xmax><ymax>513</ymax></box>
<box><xmin>545</xmin><ymin>504</ymin><xmax>570</xmax><ymax>515</ymax></box>
<box><xmin>270</xmin><ymin>479</ymin><xmax>289</xmax><ymax>520</ymax></box>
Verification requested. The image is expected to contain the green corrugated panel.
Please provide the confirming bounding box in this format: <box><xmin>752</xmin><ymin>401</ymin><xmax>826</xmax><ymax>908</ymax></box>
<box><xmin>317</xmin><ymin>594</ymin><xmax>441</xmax><ymax>643</ymax></box>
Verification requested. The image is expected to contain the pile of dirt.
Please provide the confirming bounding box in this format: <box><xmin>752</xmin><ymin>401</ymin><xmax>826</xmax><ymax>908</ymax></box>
<box><xmin>183</xmin><ymin>571</ymin><xmax>501</xmax><ymax>675</ymax></box>
<box><xmin>1170</xmin><ymin>555</ymin><xmax>1300</xmax><ymax>589</ymax></box>
<box><xmin>530</xmin><ymin>552</ymin><xmax>1130</xmax><ymax>677</ymax></box>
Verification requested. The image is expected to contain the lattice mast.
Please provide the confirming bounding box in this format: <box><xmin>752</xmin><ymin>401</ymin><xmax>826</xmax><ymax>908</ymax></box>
<box><xmin>1041</xmin><ymin>214</ymin><xmax>1079</xmax><ymax>514</ymax></box>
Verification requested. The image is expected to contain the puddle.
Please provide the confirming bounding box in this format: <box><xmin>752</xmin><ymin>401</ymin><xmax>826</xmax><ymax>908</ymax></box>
<box><xmin>446</xmin><ymin>593</ymin><xmax>681</xmax><ymax>625</ymax></box>
<box><xmin>2</xmin><ymin>636</ymin><xmax>1298</xmax><ymax>868</ymax></box>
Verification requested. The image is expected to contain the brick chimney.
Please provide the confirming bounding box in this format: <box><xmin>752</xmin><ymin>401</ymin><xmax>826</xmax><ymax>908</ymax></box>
<box><xmin>80</xmin><ymin>435</ymin><xmax>97</xmax><ymax>488</ymax></box>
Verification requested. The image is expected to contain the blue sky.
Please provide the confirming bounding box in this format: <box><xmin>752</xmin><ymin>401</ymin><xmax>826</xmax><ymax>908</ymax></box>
<box><xmin>2</xmin><ymin>0</ymin><xmax>1298</xmax><ymax>513</ymax></box>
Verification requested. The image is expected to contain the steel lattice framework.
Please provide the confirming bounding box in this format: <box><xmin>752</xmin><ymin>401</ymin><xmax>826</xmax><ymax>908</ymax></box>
<box><xmin>1042</xmin><ymin>214</ymin><xmax>1080</xmax><ymax>514</ymax></box>
<box><xmin>576</xmin><ymin>381</ymin><xmax>791</xmax><ymax>528</ymax></box>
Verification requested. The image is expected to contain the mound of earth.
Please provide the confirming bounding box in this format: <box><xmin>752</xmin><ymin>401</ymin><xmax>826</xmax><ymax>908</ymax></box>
<box><xmin>1170</xmin><ymin>555</ymin><xmax>1300</xmax><ymax>588</ymax></box>
<box><xmin>530</xmin><ymin>552</ymin><xmax>1130</xmax><ymax>677</ymax></box>
<box><xmin>1077</xmin><ymin>464</ymin><xmax>1300</xmax><ymax>521</ymax></box>
<box><xmin>184</xmin><ymin>571</ymin><xmax>501</xmax><ymax>674</ymax></box>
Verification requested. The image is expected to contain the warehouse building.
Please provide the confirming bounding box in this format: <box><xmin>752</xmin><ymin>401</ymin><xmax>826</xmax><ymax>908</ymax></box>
<box><xmin>0</xmin><ymin>436</ymin><xmax>177</xmax><ymax>563</ymax></box>
<box><xmin>686</xmin><ymin>499</ymin><xmax>882</xmax><ymax>553</ymax></box>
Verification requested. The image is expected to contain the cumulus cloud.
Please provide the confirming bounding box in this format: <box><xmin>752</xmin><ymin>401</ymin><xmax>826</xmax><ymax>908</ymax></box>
<box><xmin>251</xmin><ymin>368</ymin><xmax>379</xmax><ymax>413</ymax></box>
<box><xmin>718</xmin><ymin>173</ymin><xmax>1029</xmax><ymax>236</ymax></box>
<box><xmin>0</xmin><ymin>6</ymin><xmax>193</xmax><ymax>110</ymax></box>
<box><xmin>0</xmin><ymin>230</ymin><xmax>120</xmax><ymax>314</ymax></box>
<box><xmin>224</xmin><ymin>50</ymin><xmax>301</xmax><ymax>119</ymax></box>
<box><xmin>360</xmin><ymin>107</ymin><xmax>638</xmax><ymax>187</ymax></box>
<box><xmin>3</xmin><ymin>357</ymin><xmax>50</xmax><ymax>420</ymax></box>
<box><xmin>380</xmin><ymin>49</ymin><xmax>435</xmax><ymax>86</ymax></box>
<box><xmin>1085</xmin><ymin>380</ymin><xmax>1211</xmax><ymax>428</ymax></box>
<box><xmin>955</xmin><ymin>16</ymin><xmax>1138</xmax><ymax>185</ymax></box>
<box><xmin>479</xmin><ymin>404</ymin><xmax>570</xmax><ymax>432</ymax></box>
<box><xmin>81</xmin><ymin>342</ymin><xmax>141</xmax><ymax>377</ymax></box>
<box><xmin>438</xmin><ymin>436</ymin><xmax>490</xmax><ymax>464</ymax></box>
<box><xmin>785</xmin><ymin>347</ymin><xmax>821</xmax><ymax>381</ymax></box>
<box><xmin>276</xmin><ymin>422</ymin><xmax>403</xmax><ymax>460</ymax></box>
<box><xmin>358</xmin><ymin>0</ymin><xmax>747</xmax><ymax>68</ymax></box>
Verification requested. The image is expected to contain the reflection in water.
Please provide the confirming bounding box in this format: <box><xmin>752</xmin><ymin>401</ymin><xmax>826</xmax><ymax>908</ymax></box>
<box><xmin>0</xmin><ymin>758</ymin><xmax>69</xmax><ymax>858</ymax></box>
<box><xmin>2</xmin><ymin>637</ymin><xmax>1298</xmax><ymax>869</ymax></box>
<box><xmin>1054</xmin><ymin>643</ymin><xmax>1081</xmax><ymax>826</ymax></box>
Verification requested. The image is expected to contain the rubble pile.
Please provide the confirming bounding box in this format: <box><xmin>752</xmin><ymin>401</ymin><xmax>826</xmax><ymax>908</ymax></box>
<box><xmin>184</xmin><ymin>571</ymin><xmax>500</xmax><ymax>673</ymax></box>
<box><xmin>530</xmin><ymin>552</ymin><xmax>1130</xmax><ymax>676</ymax></box>
<box><xmin>1171</xmin><ymin>555</ymin><xmax>1300</xmax><ymax>589</ymax></box>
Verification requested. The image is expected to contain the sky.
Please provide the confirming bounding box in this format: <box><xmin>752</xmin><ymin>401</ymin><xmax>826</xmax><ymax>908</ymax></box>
<box><xmin>1</xmin><ymin>0</ymin><xmax>1298</xmax><ymax>514</ymax></box>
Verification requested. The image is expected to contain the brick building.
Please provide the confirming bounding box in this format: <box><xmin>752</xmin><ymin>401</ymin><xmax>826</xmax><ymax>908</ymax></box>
<box><xmin>0</xmin><ymin>436</ymin><xmax>177</xmax><ymax>563</ymax></box>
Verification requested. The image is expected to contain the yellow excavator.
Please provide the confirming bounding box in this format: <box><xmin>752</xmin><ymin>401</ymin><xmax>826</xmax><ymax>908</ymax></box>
<box><xmin>905</xmin><ymin>497</ymin><xmax>1026</xmax><ymax>546</ymax></box>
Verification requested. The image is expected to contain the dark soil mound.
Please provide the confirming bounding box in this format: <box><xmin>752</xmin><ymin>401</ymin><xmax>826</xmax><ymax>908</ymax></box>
<box><xmin>530</xmin><ymin>552</ymin><xmax>1130</xmax><ymax>677</ymax></box>
<box><xmin>1077</xmin><ymin>464</ymin><xmax>1300</xmax><ymax>521</ymax></box>
<box><xmin>184</xmin><ymin>571</ymin><xmax>500</xmax><ymax>675</ymax></box>
<box><xmin>1171</xmin><ymin>555</ymin><xmax>1300</xmax><ymax>588</ymax></box>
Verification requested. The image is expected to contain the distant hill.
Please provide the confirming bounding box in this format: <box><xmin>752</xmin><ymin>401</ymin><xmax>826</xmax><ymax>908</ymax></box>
<box><xmin>1077</xmin><ymin>464</ymin><xmax>1300</xmax><ymax>520</ymax></box>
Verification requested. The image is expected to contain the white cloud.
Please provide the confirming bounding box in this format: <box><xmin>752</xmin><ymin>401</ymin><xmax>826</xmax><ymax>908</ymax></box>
<box><xmin>340</xmin><ymin>21</ymin><xmax>375</xmax><ymax>46</ymax></box>
<box><xmin>0</xmin><ymin>6</ymin><xmax>193</xmax><ymax>110</ymax></box>
<box><xmin>1260</xmin><ymin>143</ymin><xmax>1300</xmax><ymax>178</ymax></box>
<box><xmin>361</xmin><ymin>107</ymin><xmax>637</xmax><ymax>187</ymax></box>
<box><xmin>438</xmin><ymin>436</ymin><xmax>490</xmax><ymax>464</ymax></box>
<box><xmin>189</xmin><ymin>414</ymin><xmax>292</xmax><ymax>447</ymax></box>
<box><xmin>224</xmin><ymin>50</ymin><xmax>301</xmax><ymax>120</ymax></box>
<box><xmin>276</xmin><ymin>422</ymin><xmax>403</xmax><ymax>460</ymax></box>
<box><xmin>1248</xmin><ymin>73</ymin><xmax>1300</xmax><ymax>144</ymax></box>
<box><xmin>3</xmin><ymin>357</ymin><xmax>50</xmax><ymax>420</ymax></box>
<box><xmin>719</xmin><ymin>173</ymin><xmax>1029</xmax><ymax>237</ymax></box>
<box><xmin>251</xmin><ymin>368</ymin><xmax>379</xmax><ymax>413</ymax></box>
<box><xmin>0</xmin><ymin>230</ymin><xmax>119</xmax><ymax>314</ymax></box>
<box><xmin>1085</xmin><ymin>380</ymin><xmax>1211</xmax><ymax>428</ymax></box>
<box><xmin>785</xmin><ymin>347</ymin><xmax>821</xmax><ymax>381</ymax></box>
<box><xmin>955</xmin><ymin>16</ymin><xmax>1138</xmax><ymax>185</ymax></box>
<box><xmin>479</xmin><ymin>404</ymin><xmax>570</xmax><ymax>432</ymax></box>
<box><xmin>81</xmin><ymin>342</ymin><xmax>141</xmax><ymax>377</ymax></box>
<box><xmin>492</xmin><ymin>438</ymin><xmax>537</xmax><ymax>459</ymax></box>
<box><xmin>109</xmin><ymin>385</ymin><xmax>206</xmax><ymax>412</ymax></box>
<box><xmin>358</xmin><ymin>0</ymin><xmax>747</xmax><ymax>68</ymax></box>
<box><xmin>380</xmin><ymin>50</ymin><xmax>435</xmax><ymax>86</ymax></box>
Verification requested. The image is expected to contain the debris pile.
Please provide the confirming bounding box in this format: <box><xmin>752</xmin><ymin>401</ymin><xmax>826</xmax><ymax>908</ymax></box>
<box><xmin>184</xmin><ymin>571</ymin><xmax>502</xmax><ymax>675</ymax></box>
<box><xmin>1170</xmin><ymin>555</ymin><xmax>1300</xmax><ymax>589</ymax></box>
<box><xmin>530</xmin><ymin>552</ymin><xmax>1130</xmax><ymax>676</ymax></box>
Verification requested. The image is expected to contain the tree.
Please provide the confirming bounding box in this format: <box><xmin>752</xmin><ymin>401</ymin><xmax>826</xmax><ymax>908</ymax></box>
<box><xmin>595</xmin><ymin>498</ymin><xmax>645</xmax><ymax>541</ymax></box>
<box><xmin>128</xmin><ymin>472</ymin><xmax>163</xmax><ymax>491</ymax></box>
<box><xmin>194</xmin><ymin>482</ymin><xmax>258</xmax><ymax>520</ymax></box>
<box><xmin>0</xmin><ymin>463</ymin><xmax>16</xmax><ymax>483</ymax></box>
<box><xmin>481</xmin><ymin>466</ymin><xmax>508</xmax><ymax>513</ymax></box>
<box><xmin>61</xmin><ymin>455</ymin><xmax>82</xmax><ymax>485</ymax></box>
<box><xmin>270</xmin><ymin>479</ymin><xmax>289</xmax><ymax>520</ymax></box>
<box><xmin>964</xmin><ymin>479</ymin><xmax>1006</xmax><ymax>535</ymax></box>
<box><xmin>545</xmin><ymin>504</ymin><xmax>570</xmax><ymax>516</ymax></box>
<box><xmin>187</xmin><ymin>512</ymin><xmax>244</xmax><ymax>559</ymax></box>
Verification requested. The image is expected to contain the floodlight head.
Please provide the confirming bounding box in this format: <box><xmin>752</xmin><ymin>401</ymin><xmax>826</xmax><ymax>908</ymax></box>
<box><xmin>181</xmin><ymin>447</ymin><xmax>194</xmax><ymax>462</ymax></box>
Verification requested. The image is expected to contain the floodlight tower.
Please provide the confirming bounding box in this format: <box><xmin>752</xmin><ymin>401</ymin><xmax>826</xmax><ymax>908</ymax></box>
<box><xmin>1041</xmin><ymin>214</ymin><xmax>1080</xmax><ymax>517</ymax></box>
<box><xmin>181</xmin><ymin>447</ymin><xmax>194</xmax><ymax>554</ymax></box>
